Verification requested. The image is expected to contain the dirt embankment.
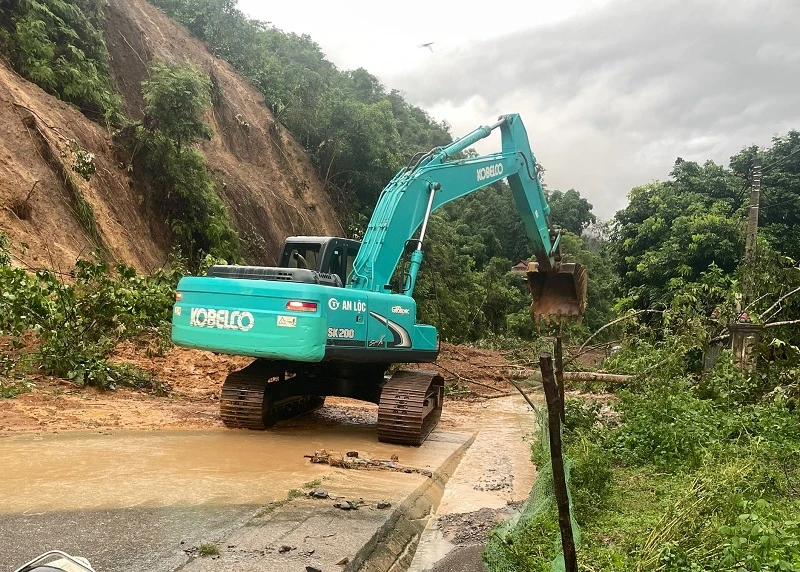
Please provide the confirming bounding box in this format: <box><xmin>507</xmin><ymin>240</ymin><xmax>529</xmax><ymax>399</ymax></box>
<box><xmin>0</xmin><ymin>0</ymin><xmax>341</xmax><ymax>272</ymax></box>
<box><xmin>0</xmin><ymin>343</ymin><xmax>533</xmax><ymax>433</ymax></box>
<box><xmin>103</xmin><ymin>0</ymin><xmax>342</xmax><ymax>263</ymax></box>
<box><xmin>0</xmin><ymin>63</ymin><xmax>167</xmax><ymax>272</ymax></box>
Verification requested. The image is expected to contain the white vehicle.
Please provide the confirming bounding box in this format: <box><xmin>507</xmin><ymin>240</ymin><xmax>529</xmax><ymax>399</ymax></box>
<box><xmin>13</xmin><ymin>551</ymin><xmax>95</xmax><ymax>572</ymax></box>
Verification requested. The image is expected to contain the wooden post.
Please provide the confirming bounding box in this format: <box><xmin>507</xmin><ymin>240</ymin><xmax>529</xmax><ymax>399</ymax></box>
<box><xmin>554</xmin><ymin>329</ymin><xmax>566</xmax><ymax>423</ymax></box>
<box><xmin>540</xmin><ymin>352</ymin><xmax>578</xmax><ymax>572</ymax></box>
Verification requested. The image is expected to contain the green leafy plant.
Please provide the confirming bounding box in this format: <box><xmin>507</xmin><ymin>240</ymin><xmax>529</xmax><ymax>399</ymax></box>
<box><xmin>0</xmin><ymin>0</ymin><xmax>123</xmax><ymax>126</ymax></box>
<box><xmin>0</xmin><ymin>231</ymin><xmax>10</xmax><ymax>266</ymax></box>
<box><xmin>699</xmin><ymin>350</ymin><xmax>760</xmax><ymax>406</ymax></box>
<box><xmin>719</xmin><ymin>500</ymin><xmax>800</xmax><ymax>571</ymax></box>
<box><xmin>197</xmin><ymin>544</ymin><xmax>220</xmax><ymax>557</ymax></box>
<box><xmin>124</xmin><ymin>61</ymin><xmax>240</xmax><ymax>267</ymax></box>
<box><xmin>563</xmin><ymin>398</ymin><xmax>603</xmax><ymax>433</ymax></box>
<box><xmin>611</xmin><ymin>382</ymin><xmax>721</xmax><ymax>469</ymax></box>
<box><xmin>0</xmin><ymin>252</ymin><xmax>185</xmax><ymax>393</ymax></box>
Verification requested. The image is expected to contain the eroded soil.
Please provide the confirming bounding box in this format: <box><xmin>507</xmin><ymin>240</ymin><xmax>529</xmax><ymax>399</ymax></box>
<box><xmin>0</xmin><ymin>342</ymin><xmax>537</xmax><ymax>433</ymax></box>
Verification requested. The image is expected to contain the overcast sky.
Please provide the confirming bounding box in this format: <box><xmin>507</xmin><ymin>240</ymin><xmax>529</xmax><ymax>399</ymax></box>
<box><xmin>237</xmin><ymin>0</ymin><xmax>799</xmax><ymax>219</ymax></box>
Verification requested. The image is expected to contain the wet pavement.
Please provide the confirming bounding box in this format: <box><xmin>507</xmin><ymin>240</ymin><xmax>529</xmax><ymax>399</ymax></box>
<box><xmin>408</xmin><ymin>395</ymin><xmax>539</xmax><ymax>572</ymax></box>
<box><xmin>0</xmin><ymin>415</ymin><xmax>473</xmax><ymax>571</ymax></box>
<box><xmin>0</xmin><ymin>395</ymin><xmax>537</xmax><ymax>571</ymax></box>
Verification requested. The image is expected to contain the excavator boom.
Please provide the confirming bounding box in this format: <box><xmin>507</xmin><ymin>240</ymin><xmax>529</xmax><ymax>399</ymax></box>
<box><xmin>349</xmin><ymin>113</ymin><xmax>586</xmax><ymax>322</ymax></box>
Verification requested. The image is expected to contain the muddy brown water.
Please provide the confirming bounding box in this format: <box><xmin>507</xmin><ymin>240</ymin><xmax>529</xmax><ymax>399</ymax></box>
<box><xmin>0</xmin><ymin>423</ymin><xmax>447</xmax><ymax>515</ymax></box>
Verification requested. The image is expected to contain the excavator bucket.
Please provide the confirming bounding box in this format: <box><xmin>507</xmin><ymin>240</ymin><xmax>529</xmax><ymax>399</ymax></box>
<box><xmin>527</xmin><ymin>261</ymin><xmax>588</xmax><ymax>324</ymax></box>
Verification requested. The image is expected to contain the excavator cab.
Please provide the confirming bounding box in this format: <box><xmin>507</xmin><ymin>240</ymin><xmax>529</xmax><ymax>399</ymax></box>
<box><xmin>278</xmin><ymin>236</ymin><xmax>361</xmax><ymax>287</ymax></box>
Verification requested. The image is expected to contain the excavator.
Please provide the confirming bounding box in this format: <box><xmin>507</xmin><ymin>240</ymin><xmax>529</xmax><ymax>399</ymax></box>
<box><xmin>171</xmin><ymin>114</ymin><xmax>587</xmax><ymax>446</ymax></box>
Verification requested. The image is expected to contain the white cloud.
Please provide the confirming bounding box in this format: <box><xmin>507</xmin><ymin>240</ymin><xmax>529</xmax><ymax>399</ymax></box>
<box><xmin>236</xmin><ymin>0</ymin><xmax>800</xmax><ymax>219</ymax></box>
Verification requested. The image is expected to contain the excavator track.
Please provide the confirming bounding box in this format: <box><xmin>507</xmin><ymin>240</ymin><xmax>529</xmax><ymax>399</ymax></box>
<box><xmin>220</xmin><ymin>361</ymin><xmax>325</xmax><ymax>429</ymax></box>
<box><xmin>377</xmin><ymin>370</ymin><xmax>444</xmax><ymax>446</ymax></box>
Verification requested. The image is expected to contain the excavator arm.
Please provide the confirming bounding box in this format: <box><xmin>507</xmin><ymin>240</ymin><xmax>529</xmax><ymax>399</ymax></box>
<box><xmin>349</xmin><ymin>113</ymin><xmax>586</xmax><ymax>322</ymax></box>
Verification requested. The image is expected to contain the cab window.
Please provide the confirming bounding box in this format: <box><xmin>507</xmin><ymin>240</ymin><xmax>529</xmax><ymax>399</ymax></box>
<box><xmin>281</xmin><ymin>244</ymin><xmax>321</xmax><ymax>270</ymax></box>
<box><xmin>345</xmin><ymin>247</ymin><xmax>359</xmax><ymax>284</ymax></box>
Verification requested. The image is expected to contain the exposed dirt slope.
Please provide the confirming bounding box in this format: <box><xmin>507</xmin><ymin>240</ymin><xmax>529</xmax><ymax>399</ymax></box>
<box><xmin>0</xmin><ymin>63</ymin><xmax>167</xmax><ymax>272</ymax></box>
<box><xmin>103</xmin><ymin>0</ymin><xmax>342</xmax><ymax>263</ymax></box>
<box><xmin>0</xmin><ymin>1</ymin><xmax>341</xmax><ymax>271</ymax></box>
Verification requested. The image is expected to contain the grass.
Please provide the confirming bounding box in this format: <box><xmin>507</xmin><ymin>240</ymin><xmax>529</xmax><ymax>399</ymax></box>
<box><xmin>255</xmin><ymin>488</ymin><xmax>306</xmax><ymax>518</ymax></box>
<box><xmin>0</xmin><ymin>380</ymin><xmax>32</xmax><ymax>399</ymax></box>
<box><xmin>575</xmin><ymin>466</ymin><xmax>688</xmax><ymax>569</ymax></box>
<box><xmin>302</xmin><ymin>479</ymin><xmax>322</xmax><ymax>489</ymax></box>
<box><xmin>197</xmin><ymin>543</ymin><xmax>220</xmax><ymax>557</ymax></box>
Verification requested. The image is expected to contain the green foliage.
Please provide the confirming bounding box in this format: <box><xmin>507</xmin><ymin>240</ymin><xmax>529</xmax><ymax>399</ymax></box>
<box><xmin>68</xmin><ymin>139</ymin><xmax>97</xmax><ymax>180</ymax></box>
<box><xmin>148</xmin><ymin>0</ymin><xmax>451</xmax><ymax>215</ymax></box>
<box><xmin>0</xmin><ymin>255</ymin><xmax>184</xmax><ymax>392</ymax></box>
<box><xmin>699</xmin><ymin>350</ymin><xmax>760</xmax><ymax>406</ymax></box>
<box><xmin>568</xmin><ymin>432</ymin><xmax>613</xmax><ymax>523</ymax></box>
<box><xmin>0</xmin><ymin>379</ymin><xmax>33</xmax><ymax>399</ymax></box>
<box><xmin>559</xmin><ymin>231</ymin><xmax>618</xmax><ymax>332</ymax></box>
<box><xmin>563</xmin><ymin>397</ymin><xmax>603</xmax><ymax>433</ymax></box>
<box><xmin>719</xmin><ymin>500</ymin><xmax>800</xmax><ymax>571</ymax></box>
<box><xmin>611</xmin><ymin>382</ymin><xmax>721</xmax><ymax>468</ymax></box>
<box><xmin>196</xmin><ymin>543</ymin><xmax>220</xmax><ymax>557</ymax></box>
<box><xmin>129</xmin><ymin>61</ymin><xmax>240</xmax><ymax>266</ymax></box>
<box><xmin>412</xmin><ymin>214</ymin><xmax>530</xmax><ymax>342</ymax></box>
<box><xmin>731</xmin><ymin>131</ymin><xmax>800</xmax><ymax>263</ymax></box>
<box><xmin>611</xmin><ymin>159</ymin><xmax>745</xmax><ymax>310</ymax></box>
<box><xmin>411</xmin><ymin>185</ymin><xmax>610</xmax><ymax>342</ymax></box>
<box><xmin>486</xmin><ymin>510</ymin><xmax>560</xmax><ymax>572</ymax></box>
<box><xmin>0</xmin><ymin>0</ymin><xmax>123</xmax><ymax>126</ymax></box>
<box><xmin>547</xmin><ymin>189</ymin><xmax>597</xmax><ymax>235</ymax></box>
<box><xmin>438</xmin><ymin>182</ymin><xmax>531</xmax><ymax>267</ymax></box>
<box><xmin>0</xmin><ymin>232</ymin><xmax>10</xmax><ymax>267</ymax></box>
<box><xmin>142</xmin><ymin>62</ymin><xmax>213</xmax><ymax>147</ymax></box>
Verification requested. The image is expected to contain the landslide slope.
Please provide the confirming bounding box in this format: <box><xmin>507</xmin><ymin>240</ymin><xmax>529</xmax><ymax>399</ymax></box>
<box><xmin>0</xmin><ymin>0</ymin><xmax>341</xmax><ymax>271</ymax></box>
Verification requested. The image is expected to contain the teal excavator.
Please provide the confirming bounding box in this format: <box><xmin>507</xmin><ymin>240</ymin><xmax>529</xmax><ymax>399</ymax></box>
<box><xmin>171</xmin><ymin>114</ymin><xmax>587</xmax><ymax>445</ymax></box>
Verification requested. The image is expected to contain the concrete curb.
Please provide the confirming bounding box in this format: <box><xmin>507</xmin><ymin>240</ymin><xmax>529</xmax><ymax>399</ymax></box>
<box><xmin>351</xmin><ymin>433</ymin><xmax>477</xmax><ymax>572</ymax></box>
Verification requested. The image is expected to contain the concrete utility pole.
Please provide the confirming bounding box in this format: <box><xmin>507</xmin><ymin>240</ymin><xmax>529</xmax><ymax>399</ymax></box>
<box><xmin>745</xmin><ymin>161</ymin><xmax>762</xmax><ymax>256</ymax></box>
<box><xmin>734</xmin><ymin>160</ymin><xmax>763</xmax><ymax>373</ymax></box>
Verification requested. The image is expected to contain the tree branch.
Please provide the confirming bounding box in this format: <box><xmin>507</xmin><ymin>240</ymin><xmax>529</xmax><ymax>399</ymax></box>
<box><xmin>576</xmin><ymin>310</ymin><xmax>663</xmax><ymax>355</ymax></box>
<box><xmin>764</xmin><ymin>319</ymin><xmax>800</xmax><ymax>329</ymax></box>
<box><xmin>761</xmin><ymin>286</ymin><xmax>800</xmax><ymax>320</ymax></box>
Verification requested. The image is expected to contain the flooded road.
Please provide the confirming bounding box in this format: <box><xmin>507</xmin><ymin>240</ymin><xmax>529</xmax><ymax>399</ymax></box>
<box><xmin>0</xmin><ymin>420</ymin><xmax>453</xmax><ymax>514</ymax></box>
<box><xmin>0</xmin><ymin>396</ymin><xmax>534</xmax><ymax>571</ymax></box>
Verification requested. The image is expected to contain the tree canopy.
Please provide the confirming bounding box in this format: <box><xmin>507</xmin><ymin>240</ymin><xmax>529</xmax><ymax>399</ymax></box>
<box><xmin>547</xmin><ymin>188</ymin><xmax>597</xmax><ymax>235</ymax></box>
<box><xmin>149</xmin><ymin>0</ymin><xmax>452</xmax><ymax>222</ymax></box>
<box><xmin>610</xmin><ymin>159</ymin><xmax>746</xmax><ymax>309</ymax></box>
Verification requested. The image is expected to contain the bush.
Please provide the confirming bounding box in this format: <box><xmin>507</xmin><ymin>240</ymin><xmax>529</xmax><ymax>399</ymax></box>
<box><xmin>0</xmin><ymin>0</ymin><xmax>123</xmax><ymax>126</ymax></box>
<box><xmin>0</xmin><ymin>254</ymin><xmax>184</xmax><ymax>392</ymax></box>
<box><xmin>611</xmin><ymin>382</ymin><xmax>721</xmax><ymax>468</ymax></box>
<box><xmin>127</xmin><ymin>61</ymin><xmax>241</xmax><ymax>267</ymax></box>
<box><xmin>700</xmin><ymin>350</ymin><xmax>761</xmax><ymax>406</ymax></box>
<box><xmin>564</xmin><ymin>398</ymin><xmax>603</xmax><ymax>433</ymax></box>
<box><xmin>719</xmin><ymin>500</ymin><xmax>800</xmax><ymax>571</ymax></box>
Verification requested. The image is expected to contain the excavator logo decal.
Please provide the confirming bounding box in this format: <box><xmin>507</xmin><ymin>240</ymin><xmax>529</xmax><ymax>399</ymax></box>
<box><xmin>190</xmin><ymin>308</ymin><xmax>255</xmax><ymax>332</ymax></box>
<box><xmin>369</xmin><ymin>312</ymin><xmax>412</xmax><ymax>348</ymax></box>
<box><xmin>476</xmin><ymin>163</ymin><xmax>504</xmax><ymax>181</ymax></box>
